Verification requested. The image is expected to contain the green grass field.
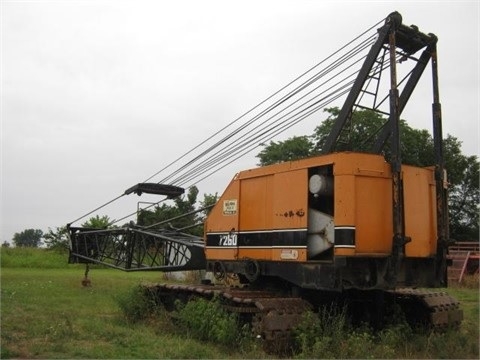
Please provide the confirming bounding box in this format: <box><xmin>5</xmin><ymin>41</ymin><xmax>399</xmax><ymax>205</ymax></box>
<box><xmin>1</xmin><ymin>248</ymin><xmax>478</xmax><ymax>359</ymax></box>
<box><xmin>0</xmin><ymin>249</ymin><xmax>253</xmax><ymax>359</ymax></box>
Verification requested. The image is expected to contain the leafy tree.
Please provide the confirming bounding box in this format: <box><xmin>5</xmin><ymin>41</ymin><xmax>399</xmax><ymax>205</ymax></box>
<box><xmin>312</xmin><ymin>107</ymin><xmax>386</xmax><ymax>154</ymax></box>
<box><xmin>137</xmin><ymin>187</ymin><xmax>219</xmax><ymax>236</ymax></box>
<box><xmin>200</xmin><ymin>192</ymin><xmax>218</xmax><ymax>216</ymax></box>
<box><xmin>399</xmin><ymin>126</ymin><xmax>434</xmax><ymax>167</ymax></box>
<box><xmin>12</xmin><ymin>229</ymin><xmax>43</xmax><ymax>247</ymax></box>
<box><xmin>81</xmin><ymin>215</ymin><xmax>111</xmax><ymax>229</ymax></box>
<box><xmin>311</xmin><ymin>107</ymin><xmax>436</xmax><ymax>166</ymax></box>
<box><xmin>2</xmin><ymin>241</ymin><xmax>11</xmax><ymax>248</ymax></box>
<box><xmin>138</xmin><ymin>186</ymin><xmax>200</xmax><ymax>231</ymax></box>
<box><xmin>257</xmin><ymin>136</ymin><xmax>314</xmax><ymax>166</ymax></box>
<box><xmin>43</xmin><ymin>226</ymin><xmax>70</xmax><ymax>252</ymax></box>
<box><xmin>256</xmin><ymin>107</ymin><xmax>479</xmax><ymax>240</ymax></box>
<box><xmin>175</xmin><ymin>186</ymin><xmax>199</xmax><ymax>216</ymax></box>
<box><xmin>138</xmin><ymin>203</ymin><xmax>179</xmax><ymax>228</ymax></box>
<box><xmin>443</xmin><ymin>137</ymin><xmax>479</xmax><ymax>241</ymax></box>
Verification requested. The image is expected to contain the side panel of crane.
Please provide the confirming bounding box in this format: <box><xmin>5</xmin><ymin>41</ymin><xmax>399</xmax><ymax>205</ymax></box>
<box><xmin>333</xmin><ymin>155</ymin><xmax>392</xmax><ymax>256</ymax></box>
<box><xmin>403</xmin><ymin>165</ymin><xmax>437</xmax><ymax>257</ymax></box>
<box><xmin>354</xmin><ymin>175</ymin><xmax>393</xmax><ymax>254</ymax></box>
<box><xmin>238</xmin><ymin>174</ymin><xmax>274</xmax><ymax>260</ymax></box>
<box><xmin>239</xmin><ymin>175</ymin><xmax>273</xmax><ymax>230</ymax></box>
<box><xmin>271</xmin><ymin>170</ymin><xmax>308</xmax><ymax>230</ymax></box>
<box><xmin>204</xmin><ymin>175</ymin><xmax>240</xmax><ymax>260</ymax></box>
<box><xmin>209</xmin><ymin>168</ymin><xmax>309</xmax><ymax>262</ymax></box>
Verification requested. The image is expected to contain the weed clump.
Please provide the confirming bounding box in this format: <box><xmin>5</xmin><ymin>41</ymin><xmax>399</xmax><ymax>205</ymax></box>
<box><xmin>117</xmin><ymin>288</ymin><xmax>253</xmax><ymax>353</ymax></box>
<box><xmin>293</xmin><ymin>305</ymin><xmax>348</xmax><ymax>358</ymax></box>
<box><xmin>292</xmin><ymin>305</ymin><xmax>412</xmax><ymax>359</ymax></box>
<box><xmin>116</xmin><ymin>285</ymin><xmax>159</xmax><ymax>323</ymax></box>
<box><xmin>292</xmin><ymin>303</ymin><xmax>478</xmax><ymax>359</ymax></box>
<box><xmin>175</xmin><ymin>297</ymin><xmax>247</xmax><ymax>346</ymax></box>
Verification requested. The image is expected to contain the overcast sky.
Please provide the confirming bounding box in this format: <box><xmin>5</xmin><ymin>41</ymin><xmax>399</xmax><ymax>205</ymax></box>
<box><xmin>1</xmin><ymin>0</ymin><xmax>479</xmax><ymax>244</ymax></box>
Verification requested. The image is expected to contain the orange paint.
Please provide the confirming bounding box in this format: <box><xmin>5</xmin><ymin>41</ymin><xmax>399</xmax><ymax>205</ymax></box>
<box><xmin>204</xmin><ymin>152</ymin><xmax>438</xmax><ymax>263</ymax></box>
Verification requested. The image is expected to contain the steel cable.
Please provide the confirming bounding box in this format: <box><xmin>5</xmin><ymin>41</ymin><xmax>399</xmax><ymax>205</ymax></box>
<box><xmin>162</xmin><ymin>37</ymin><xmax>377</xmax><ymax>186</ymax></box>
<box><xmin>72</xmin><ymin>16</ymin><xmax>386</xmax><ymax>226</ymax></box>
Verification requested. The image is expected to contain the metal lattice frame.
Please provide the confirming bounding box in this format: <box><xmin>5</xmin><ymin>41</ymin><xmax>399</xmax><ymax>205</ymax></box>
<box><xmin>68</xmin><ymin>226</ymin><xmax>206</xmax><ymax>272</ymax></box>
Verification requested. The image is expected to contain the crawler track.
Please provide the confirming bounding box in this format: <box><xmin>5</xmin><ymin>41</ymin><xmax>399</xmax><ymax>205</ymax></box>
<box><xmin>143</xmin><ymin>283</ymin><xmax>311</xmax><ymax>353</ymax></box>
<box><xmin>142</xmin><ymin>283</ymin><xmax>463</xmax><ymax>353</ymax></box>
<box><xmin>388</xmin><ymin>288</ymin><xmax>463</xmax><ymax>328</ymax></box>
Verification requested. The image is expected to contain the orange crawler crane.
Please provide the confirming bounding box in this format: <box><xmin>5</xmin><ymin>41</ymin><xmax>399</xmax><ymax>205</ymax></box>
<box><xmin>68</xmin><ymin>12</ymin><xmax>463</xmax><ymax>351</ymax></box>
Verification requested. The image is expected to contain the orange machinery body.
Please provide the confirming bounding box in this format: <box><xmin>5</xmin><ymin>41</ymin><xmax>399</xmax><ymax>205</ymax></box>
<box><xmin>204</xmin><ymin>152</ymin><xmax>439</xmax><ymax>290</ymax></box>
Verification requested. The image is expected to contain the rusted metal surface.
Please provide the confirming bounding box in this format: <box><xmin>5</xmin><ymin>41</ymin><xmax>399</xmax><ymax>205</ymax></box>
<box><xmin>388</xmin><ymin>288</ymin><xmax>463</xmax><ymax>328</ymax></box>
<box><xmin>252</xmin><ymin>297</ymin><xmax>311</xmax><ymax>353</ymax></box>
<box><xmin>322</xmin><ymin>11</ymin><xmax>437</xmax><ymax>154</ymax></box>
<box><xmin>448</xmin><ymin>242</ymin><xmax>480</xmax><ymax>282</ymax></box>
